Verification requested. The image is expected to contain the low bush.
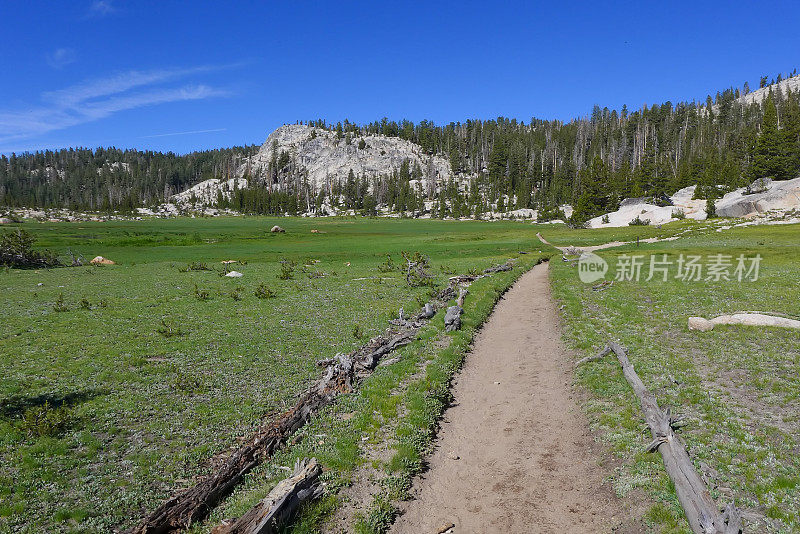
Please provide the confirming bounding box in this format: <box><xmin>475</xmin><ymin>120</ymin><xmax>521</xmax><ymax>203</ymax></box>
<box><xmin>17</xmin><ymin>401</ymin><xmax>74</xmax><ymax>438</ymax></box>
<box><xmin>0</xmin><ymin>229</ymin><xmax>61</xmax><ymax>269</ymax></box>
<box><xmin>254</xmin><ymin>283</ymin><xmax>276</xmax><ymax>299</ymax></box>
<box><xmin>278</xmin><ymin>258</ymin><xmax>296</xmax><ymax>280</ymax></box>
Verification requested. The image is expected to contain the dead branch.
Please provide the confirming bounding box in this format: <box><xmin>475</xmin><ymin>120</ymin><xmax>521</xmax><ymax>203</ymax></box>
<box><xmin>211</xmin><ymin>458</ymin><xmax>322</xmax><ymax>534</ymax></box>
<box><xmin>586</xmin><ymin>342</ymin><xmax>741</xmax><ymax>534</ymax></box>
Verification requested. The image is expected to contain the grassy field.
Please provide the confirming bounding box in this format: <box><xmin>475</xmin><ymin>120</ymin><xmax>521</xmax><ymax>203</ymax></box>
<box><xmin>546</xmin><ymin>222</ymin><xmax>800</xmax><ymax>533</ymax></box>
<box><xmin>0</xmin><ymin>216</ymin><xmax>550</xmax><ymax>533</ymax></box>
<box><xmin>3</xmin><ymin>215</ymin><xmax>797</xmax><ymax>533</ymax></box>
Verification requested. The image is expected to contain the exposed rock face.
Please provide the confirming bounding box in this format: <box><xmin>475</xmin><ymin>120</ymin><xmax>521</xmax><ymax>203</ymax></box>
<box><xmin>242</xmin><ymin>124</ymin><xmax>453</xmax><ymax>192</ymax></box>
<box><xmin>737</xmin><ymin>76</ymin><xmax>800</xmax><ymax>107</ymax></box>
<box><xmin>588</xmin><ymin>186</ymin><xmax>707</xmax><ymax>228</ymax></box>
<box><xmin>716</xmin><ymin>177</ymin><xmax>800</xmax><ymax>217</ymax></box>
<box><xmin>172</xmin><ymin>177</ymin><xmax>249</xmax><ymax>204</ymax></box>
<box><xmin>588</xmin><ymin>178</ymin><xmax>800</xmax><ymax>227</ymax></box>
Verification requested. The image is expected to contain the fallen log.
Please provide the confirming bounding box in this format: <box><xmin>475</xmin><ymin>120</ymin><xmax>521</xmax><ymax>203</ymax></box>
<box><xmin>211</xmin><ymin>458</ymin><xmax>322</xmax><ymax>534</ymax></box>
<box><xmin>129</xmin><ymin>331</ymin><xmax>414</xmax><ymax>534</ymax></box>
<box><xmin>582</xmin><ymin>342</ymin><xmax>741</xmax><ymax>534</ymax></box>
<box><xmin>688</xmin><ymin>313</ymin><xmax>800</xmax><ymax>332</ymax></box>
<box><xmin>483</xmin><ymin>260</ymin><xmax>513</xmax><ymax>274</ymax></box>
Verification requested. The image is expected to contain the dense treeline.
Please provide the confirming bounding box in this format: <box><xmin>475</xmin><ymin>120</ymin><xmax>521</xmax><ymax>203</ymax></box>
<box><xmin>4</xmin><ymin>73</ymin><xmax>800</xmax><ymax>224</ymax></box>
<box><xmin>0</xmin><ymin>145</ymin><xmax>258</xmax><ymax>211</ymax></box>
<box><xmin>302</xmin><ymin>73</ymin><xmax>800</xmax><ymax>223</ymax></box>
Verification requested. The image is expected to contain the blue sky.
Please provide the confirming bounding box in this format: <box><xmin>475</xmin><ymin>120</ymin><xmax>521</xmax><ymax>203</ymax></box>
<box><xmin>2</xmin><ymin>0</ymin><xmax>799</xmax><ymax>155</ymax></box>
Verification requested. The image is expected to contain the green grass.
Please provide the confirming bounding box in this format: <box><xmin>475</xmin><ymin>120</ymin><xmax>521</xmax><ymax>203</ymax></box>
<box><xmin>3</xmin><ymin>215</ymin><xmax>797</xmax><ymax>533</ymax></box>
<box><xmin>0</xmin><ymin>216</ymin><xmax>547</xmax><ymax>533</ymax></box>
<box><xmin>547</xmin><ymin>222</ymin><xmax>800</xmax><ymax>533</ymax></box>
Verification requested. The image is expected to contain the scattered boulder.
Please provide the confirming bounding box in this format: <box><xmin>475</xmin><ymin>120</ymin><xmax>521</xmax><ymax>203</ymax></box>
<box><xmin>90</xmin><ymin>256</ymin><xmax>115</xmax><ymax>265</ymax></box>
<box><xmin>271</xmin><ymin>225</ymin><xmax>286</xmax><ymax>233</ymax></box>
<box><xmin>310</xmin><ymin>229</ymin><xmax>320</xmax><ymax>233</ymax></box>
<box><xmin>225</xmin><ymin>271</ymin><xmax>243</xmax><ymax>278</ymax></box>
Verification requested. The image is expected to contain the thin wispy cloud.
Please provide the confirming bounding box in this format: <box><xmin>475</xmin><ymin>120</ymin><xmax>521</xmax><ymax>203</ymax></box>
<box><xmin>89</xmin><ymin>0</ymin><xmax>115</xmax><ymax>17</ymax></box>
<box><xmin>140</xmin><ymin>128</ymin><xmax>227</xmax><ymax>138</ymax></box>
<box><xmin>46</xmin><ymin>48</ymin><xmax>77</xmax><ymax>69</ymax></box>
<box><xmin>0</xmin><ymin>66</ymin><xmax>232</xmax><ymax>146</ymax></box>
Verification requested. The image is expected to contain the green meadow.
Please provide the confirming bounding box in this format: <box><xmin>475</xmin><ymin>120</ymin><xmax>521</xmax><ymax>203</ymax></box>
<box><xmin>1</xmin><ymin>216</ymin><xmax>797</xmax><ymax>533</ymax></box>
<box><xmin>0</xmin><ymin>217</ymin><xmax>548</xmax><ymax>532</ymax></box>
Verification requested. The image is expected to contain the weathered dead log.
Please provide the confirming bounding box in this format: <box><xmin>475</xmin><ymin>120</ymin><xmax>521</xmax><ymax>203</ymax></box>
<box><xmin>444</xmin><ymin>289</ymin><xmax>468</xmax><ymax>332</ymax></box>
<box><xmin>211</xmin><ymin>458</ymin><xmax>322</xmax><ymax>534</ymax></box>
<box><xmin>585</xmin><ymin>342</ymin><xmax>741</xmax><ymax>534</ymax></box>
<box><xmin>483</xmin><ymin>260</ymin><xmax>513</xmax><ymax>274</ymax></box>
<box><xmin>129</xmin><ymin>331</ymin><xmax>415</xmax><ymax>534</ymax></box>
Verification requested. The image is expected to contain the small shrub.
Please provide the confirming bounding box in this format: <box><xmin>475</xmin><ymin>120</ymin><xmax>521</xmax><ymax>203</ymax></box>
<box><xmin>705</xmin><ymin>198</ymin><xmax>717</xmax><ymax>218</ymax></box>
<box><xmin>352</xmin><ymin>324</ymin><xmax>363</xmax><ymax>339</ymax></box>
<box><xmin>230</xmin><ymin>287</ymin><xmax>243</xmax><ymax>301</ymax></box>
<box><xmin>17</xmin><ymin>401</ymin><xmax>74</xmax><ymax>438</ymax></box>
<box><xmin>194</xmin><ymin>285</ymin><xmax>211</xmax><ymax>301</ymax></box>
<box><xmin>79</xmin><ymin>297</ymin><xmax>91</xmax><ymax>310</ymax></box>
<box><xmin>171</xmin><ymin>365</ymin><xmax>208</xmax><ymax>394</ymax></box>
<box><xmin>254</xmin><ymin>283</ymin><xmax>276</xmax><ymax>299</ymax></box>
<box><xmin>672</xmin><ymin>209</ymin><xmax>686</xmax><ymax>220</ymax></box>
<box><xmin>179</xmin><ymin>261</ymin><xmax>211</xmax><ymax>272</ymax></box>
<box><xmin>628</xmin><ymin>215</ymin><xmax>650</xmax><ymax>226</ymax></box>
<box><xmin>400</xmin><ymin>251</ymin><xmax>433</xmax><ymax>287</ymax></box>
<box><xmin>157</xmin><ymin>318</ymin><xmax>185</xmax><ymax>338</ymax></box>
<box><xmin>354</xmin><ymin>496</ymin><xmax>397</xmax><ymax>534</ymax></box>
<box><xmin>601</xmin><ymin>214</ymin><xmax>610</xmax><ymax>224</ymax></box>
<box><xmin>278</xmin><ymin>258</ymin><xmax>296</xmax><ymax>280</ymax></box>
<box><xmin>53</xmin><ymin>293</ymin><xmax>69</xmax><ymax>312</ymax></box>
<box><xmin>377</xmin><ymin>254</ymin><xmax>395</xmax><ymax>273</ymax></box>
<box><xmin>0</xmin><ymin>229</ymin><xmax>61</xmax><ymax>268</ymax></box>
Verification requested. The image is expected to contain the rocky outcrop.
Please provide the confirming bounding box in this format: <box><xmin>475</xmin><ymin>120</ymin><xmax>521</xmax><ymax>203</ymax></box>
<box><xmin>588</xmin><ymin>186</ymin><xmax>707</xmax><ymax>228</ymax></box>
<box><xmin>172</xmin><ymin>177</ymin><xmax>249</xmax><ymax>205</ymax></box>
<box><xmin>715</xmin><ymin>177</ymin><xmax>800</xmax><ymax>217</ymax></box>
<box><xmin>588</xmin><ymin>177</ymin><xmax>800</xmax><ymax>227</ymax></box>
<box><xmin>242</xmin><ymin>124</ymin><xmax>454</xmax><ymax>192</ymax></box>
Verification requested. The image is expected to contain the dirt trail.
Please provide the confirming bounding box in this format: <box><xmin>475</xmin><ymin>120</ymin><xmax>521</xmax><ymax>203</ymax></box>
<box><xmin>391</xmin><ymin>262</ymin><xmax>637</xmax><ymax>533</ymax></box>
<box><xmin>536</xmin><ymin>231</ymin><xmax>681</xmax><ymax>252</ymax></box>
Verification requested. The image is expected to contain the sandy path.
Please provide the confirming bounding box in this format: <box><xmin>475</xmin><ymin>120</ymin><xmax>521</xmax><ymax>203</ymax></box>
<box><xmin>391</xmin><ymin>262</ymin><xmax>633</xmax><ymax>533</ymax></box>
<box><xmin>537</xmin><ymin>231</ymin><xmax>681</xmax><ymax>252</ymax></box>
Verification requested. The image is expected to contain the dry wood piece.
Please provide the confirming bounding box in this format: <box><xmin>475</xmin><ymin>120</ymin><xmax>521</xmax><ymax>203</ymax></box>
<box><xmin>688</xmin><ymin>313</ymin><xmax>800</xmax><ymax>332</ymax></box>
<box><xmin>444</xmin><ymin>288</ymin><xmax>468</xmax><ymax>332</ymax></box>
<box><xmin>483</xmin><ymin>260</ymin><xmax>513</xmax><ymax>274</ymax></box>
<box><xmin>582</xmin><ymin>342</ymin><xmax>741</xmax><ymax>534</ymax></box>
<box><xmin>592</xmin><ymin>280</ymin><xmax>613</xmax><ymax>292</ymax></box>
<box><xmin>211</xmin><ymin>458</ymin><xmax>322</xmax><ymax>534</ymax></box>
